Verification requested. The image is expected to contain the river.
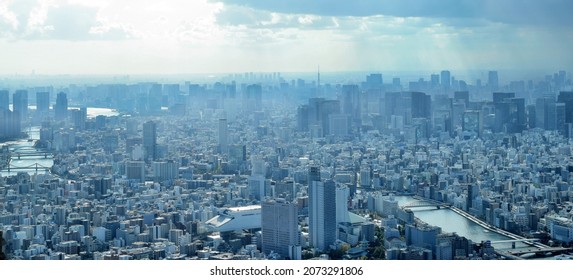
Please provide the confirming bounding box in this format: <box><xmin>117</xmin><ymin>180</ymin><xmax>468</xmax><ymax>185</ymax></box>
<box><xmin>1</xmin><ymin>107</ymin><xmax>119</xmax><ymax>176</ymax></box>
<box><xmin>394</xmin><ymin>196</ymin><xmax>530</xmax><ymax>250</ymax></box>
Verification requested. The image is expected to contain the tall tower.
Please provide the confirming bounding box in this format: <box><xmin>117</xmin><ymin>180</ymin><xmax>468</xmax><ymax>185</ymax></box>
<box><xmin>440</xmin><ymin>70</ymin><xmax>451</xmax><ymax>92</ymax></box>
<box><xmin>309</xmin><ymin>177</ymin><xmax>336</xmax><ymax>252</ymax></box>
<box><xmin>0</xmin><ymin>90</ymin><xmax>9</xmax><ymax>111</ymax></box>
<box><xmin>55</xmin><ymin>92</ymin><xmax>68</xmax><ymax>121</ymax></box>
<box><xmin>488</xmin><ymin>71</ymin><xmax>499</xmax><ymax>91</ymax></box>
<box><xmin>261</xmin><ymin>199</ymin><xmax>300</xmax><ymax>259</ymax></box>
<box><xmin>218</xmin><ymin>118</ymin><xmax>228</xmax><ymax>154</ymax></box>
<box><xmin>36</xmin><ymin>92</ymin><xmax>50</xmax><ymax>113</ymax></box>
<box><xmin>143</xmin><ymin>120</ymin><xmax>157</xmax><ymax>162</ymax></box>
<box><xmin>13</xmin><ymin>90</ymin><xmax>28</xmax><ymax>121</ymax></box>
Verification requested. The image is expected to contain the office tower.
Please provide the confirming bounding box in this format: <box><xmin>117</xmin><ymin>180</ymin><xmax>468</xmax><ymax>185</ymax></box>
<box><xmin>0</xmin><ymin>90</ymin><xmax>9</xmax><ymax>110</ymax></box>
<box><xmin>248</xmin><ymin>174</ymin><xmax>266</xmax><ymax>200</ymax></box>
<box><xmin>148</xmin><ymin>84</ymin><xmax>162</xmax><ymax>113</ymax></box>
<box><xmin>410</xmin><ymin>92</ymin><xmax>431</xmax><ymax>119</ymax></box>
<box><xmin>454</xmin><ymin>91</ymin><xmax>469</xmax><ymax>107</ymax></box>
<box><xmin>163</xmin><ymin>84</ymin><xmax>180</xmax><ymax>107</ymax></box>
<box><xmin>308</xmin><ymin>165</ymin><xmax>321</xmax><ymax>183</ymax></box>
<box><xmin>55</xmin><ymin>92</ymin><xmax>68</xmax><ymax>121</ymax></box>
<box><xmin>508</xmin><ymin>98</ymin><xmax>526</xmax><ymax>133</ymax></box>
<box><xmin>0</xmin><ymin>109</ymin><xmax>21</xmax><ymax>139</ymax></box>
<box><xmin>462</xmin><ymin>110</ymin><xmax>483</xmax><ymax>138</ymax></box>
<box><xmin>392</xmin><ymin>78</ymin><xmax>401</xmax><ymax>89</ymax></box>
<box><xmin>488</xmin><ymin>71</ymin><xmax>499</xmax><ymax>91</ymax></box>
<box><xmin>261</xmin><ymin>199</ymin><xmax>300</xmax><ymax>258</ymax></box>
<box><xmin>430</xmin><ymin>74</ymin><xmax>440</xmax><ymax>88</ymax></box>
<box><xmin>536</xmin><ymin>97</ymin><xmax>557</xmax><ymax>130</ymax></box>
<box><xmin>336</xmin><ymin>185</ymin><xmax>350</xmax><ymax>225</ymax></box>
<box><xmin>365</xmin><ymin>74</ymin><xmax>383</xmax><ymax>90</ymax></box>
<box><xmin>245</xmin><ymin>84</ymin><xmax>262</xmax><ymax>111</ymax></box>
<box><xmin>13</xmin><ymin>90</ymin><xmax>28</xmax><ymax>120</ymax></box>
<box><xmin>143</xmin><ymin>121</ymin><xmax>157</xmax><ymax>162</ymax></box>
<box><xmin>557</xmin><ymin>91</ymin><xmax>573</xmax><ymax>123</ymax></box>
<box><xmin>556</xmin><ymin>103</ymin><xmax>566</xmax><ymax>136</ymax></box>
<box><xmin>126</xmin><ymin>161</ymin><xmax>145</xmax><ymax>182</ymax></box>
<box><xmin>492</xmin><ymin>92</ymin><xmax>514</xmax><ymax>104</ymax></box>
<box><xmin>318</xmin><ymin>99</ymin><xmax>341</xmax><ymax>136</ymax></box>
<box><xmin>440</xmin><ymin>70</ymin><xmax>451</xmax><ymax>91</ymax></box>
<box><xmin>405</xmin><ymin>223</ymin><xmax>441</xmax><ymax>252</ymax></box>
<box><xmin>71</xmin><ymin>107</ymin><xmax>87</xmax><ymax>131</ymax></box>
<box><xmin>340</xmin><ymin>84</ymin><xmax>360</xmax><ymax>126</ymax></box>
<box><xmin>309</xmin><ymin>176</ymin><xmax>336</xmax><ymax>252</ymax></box>
<box><xmin>385</xmin><ymin>92</ymin><xmax>431</xmax><ymax>127</ymax></box>
<box><xmin>36</xmin><ymin>92</ymin><xmax>50</xmax><ymax>113</ymax></box>
<box><xmin>218</xmin><ymin>118</ymin><xmax>228</xmax><ymax>154</ymax></box>
<box><xmin>153</xmin><ymin>160</ymin><xmax>180</xmax><ymax>183</ymax></box>
<box><xmin>296</xmin><ymin>105</ymin><xmax>309</xmax><ymax>132</ymax></box>
<box><xmin>328</xmin><ymin>114</ymin><xmax>350</xmax><ymax>136</ymax></box>
<box><xmin>492</xmin><ymin>92</ymin><xmax>523</xmax><ymax>133</ymax></box>
<box><xmin>527</xmin><ymin>104</ymin><xmax>536</xmax><ymax>129</ymax></box>
<box><xmin>94</xmin><ymin>177</ymin><xmax>112</xmax><ymax>199</ymax></box>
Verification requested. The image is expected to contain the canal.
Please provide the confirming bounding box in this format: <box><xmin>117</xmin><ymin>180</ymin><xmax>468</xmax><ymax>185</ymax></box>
<box><xmin>394</xmin><ymin>196</ymin><xmax>531</xmax><ymax>250</ymax></box>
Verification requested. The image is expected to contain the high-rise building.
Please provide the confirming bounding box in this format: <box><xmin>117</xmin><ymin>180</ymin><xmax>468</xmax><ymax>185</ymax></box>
<box><xmin>245</xmin><ymin>84</ymin><xmax>262</xmax><ymax>111</ymax></box>
<box><xmin>0</xmin><ymin>109</ymin><xmax>21</xmax><ymax>139</ymax></box>
<box><xmin>488</xmin><ymin>71</ymin><xmax>499</xmax><ymax>91</ymax></box>
<box><xmin>143</xmin><ymin>121</ymin><xmax>157</xmax><ymax>162</ymax></box>
<box><xmin>218</xmin><ymin>118</ymin><xmax>228</xmax><ymax>154</ymax></box>
<box><xmin>13</xmin><ymin>90</ymin><xmax>28</xmax><ymax>121</ymax></box>
<box><xmin>536</xmin><ymin>97</ymin><xmax>557</xmax><ymax>130</ymax></box>
<box><xmin>261</xmin><ymin>199</ymin><xmax>300</xmax><ymax>259</ymax></box>
<box><xmin>462</xmin><ymin>110</ymin><xmax>483</xmax><ymax>138</ymax></box>
<box><xmin>440</xmin><ymin>70</ymin><xmax>451</xmax><ymax>91</ymax></box>
<box><xmin>153</xmin><ymin>160</ymin><xmax>180</xmax><ymax>183</ymax></box>
<box><xmin>148</xmin><ymin>84</ymin><xmax>162</xmax><ymax>114</ymax></box>
<box><xmin>55</xmin><ymin>92</ymin><xmax>68</xmax><ymax>121</ymax></box>
<box><xmin>365</xmin><ymin>74</ymin><xmax>383</xmax><ymax>90</ymax></box>
<box><xmin>36</xmin><ymin>92</ymin><xmax>50</xmax><ymax>113</ymax></box>
<box><xmin>296</xmin><ymin>105</ymin><xmax>309</xmax><ymax>132</ymax></box>
<box><xmin>340</xmin><ymin>84</ymin><xmax>360</xmax><ymax>125</ymax></box>
<box><xmin>309</xmin><ymin>177</ymin><xmax>336</xmax><ymax>252</ymax></box>
<box><xmin>126</xmin><ymin>161</ymin><xmax>145</xmax><ymax>182</ymax></box>
<box><xmin>0</xmin><ymin>90</ymin><xmax>9</xmax><ymax>110</ymax></box>
<box><xmin>454</xmin><ymin>91</ymin><xmax>469</xmax><ymax>107</ymax></box>
<box><xmin>557</xmin><ymin>91</ymin><xmax>573</xmax><ymax>124</ymax></box>
<box><xmin>71</xmin><ymin>107</ymin><xmax>87</xmax><ymax>131</ymax></box>
<box><xmin>328</xmin><ymin>114</ymin><xmax>350</xmax><ymax>136</ymax></box>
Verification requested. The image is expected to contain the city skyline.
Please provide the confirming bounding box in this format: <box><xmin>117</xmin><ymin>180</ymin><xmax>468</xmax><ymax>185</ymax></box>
<box><xmin>1</xmin><ymin>0</ymin><xmax>572</xmax><ymax>75</ymax></box>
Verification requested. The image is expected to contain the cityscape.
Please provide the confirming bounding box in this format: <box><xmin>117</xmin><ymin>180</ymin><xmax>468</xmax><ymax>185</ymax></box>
<box><xmin>1</xmin><ymin>0</ymin><xmax>573</xmax><ymax>263</ymax></box>
<box><xmin>1</xmin><ymin>69</ymin><xmax>573</xmax><ymax>260</ymax></box>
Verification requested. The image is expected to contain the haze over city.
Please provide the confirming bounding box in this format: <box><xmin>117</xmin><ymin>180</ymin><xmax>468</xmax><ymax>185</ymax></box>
<box><xmin>1</xmin><ymin>0</ymin><xmax>572</xmax><ymax>75</ymax></box>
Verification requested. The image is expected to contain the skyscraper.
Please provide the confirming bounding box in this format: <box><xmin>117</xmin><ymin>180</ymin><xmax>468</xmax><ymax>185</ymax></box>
<box><xmin>218</xmin><ymin>118</ymin><xmax>228</xmax><ymax>154</ymax></box>
<box><xmin>309</xmin><ymin>176</ymin><xmax>336</xmax><ymax>252</ymax></box>
<box><xmin>488</xmin><ymin>71</ymin><xmax>499</xmax><ymax>91</ymax></box>
<box><xmin>245</xmin><ymin>84</ymin><xmax>262</xmax><ymax>111</ymax></box>
<box><xmin>13</xmin><ymin>90</ymin><xmax>28</xmax><ymax>121</ymax></box>
<box><xmin>143</xmin><ymin>120</ymin><xmax>157</xmax><ymax>162</ymax></box>
<box><xmin>36</xmin><ymin>92</ymin><xmax>50</xmax><ymax>113</ymax></box>
<box><xmin>261</xmin><ymin>199</ymin><xmax>300</xmax><ymax>259</ymax></box>
<box><xmin>0</xmin><ymin>90</ymin><xmax>9</xmax><ymax>110</ymax></box>
<box><xmin>440</xmin><ymin>70</ymin><xmax>451</xmax><ymax>91</ymax></box>
<box><xmin>55</xmin><ymin>92</ymin><xmax>68</xmax><ymax>121</ymax></box>
<box><xmin>340</xmin><ymin>84</ymin><xmax>360</xmax><ymax>126</ymax></box>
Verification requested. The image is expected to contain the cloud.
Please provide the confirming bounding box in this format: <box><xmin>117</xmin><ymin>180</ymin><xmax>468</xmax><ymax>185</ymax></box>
<box><xmin>0</xmin><ymin>0</ymin><xmax>133</xmax><ymax>41</ymax></box>
<box><xmin>213</xmin><ymin>0</ymin><xmax>573</xmax><ymax>26</ymax></box>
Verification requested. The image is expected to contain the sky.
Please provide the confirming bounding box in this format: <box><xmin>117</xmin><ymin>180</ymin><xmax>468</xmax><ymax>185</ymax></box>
<box><xmin>0</xmin><ymin>0</ymin><xmax>572</xmax><ymax>75</ymax></box>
